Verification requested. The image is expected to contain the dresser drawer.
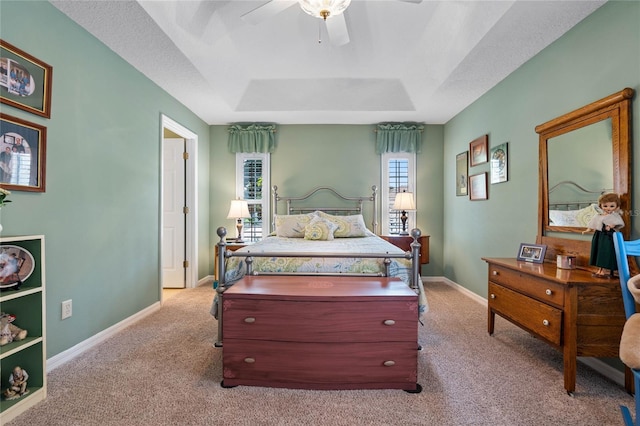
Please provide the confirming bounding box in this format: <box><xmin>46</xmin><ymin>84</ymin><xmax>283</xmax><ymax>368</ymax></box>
<box><xmin>223</xmin><ymin>339</ymin><xmax>418</xmax><ymax>390</ymax></box>
<box><xmin>223</xmin><ymin>299</ymin><xmax>417</xmax><ymax>343</ymax></box>
<box><xmin>489</xmin><ymin>282</ymin><xmax>562</xmax><ymax>346</ymax></box>
<box><xmin>488</xmin><ymin>265</ymin><xmax>564</xmax><ymax>308</ymax></box>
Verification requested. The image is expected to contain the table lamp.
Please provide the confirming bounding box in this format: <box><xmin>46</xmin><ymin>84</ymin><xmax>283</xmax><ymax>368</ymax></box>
<box><xmin>393</xmin><ymin>190</ymin><xmax>415</xmax><ymax>235</ymax></box>
<box><xmin>227</xmin><ymin>199</ymin><xmax>251</xmax><ymax>243</ymax></box>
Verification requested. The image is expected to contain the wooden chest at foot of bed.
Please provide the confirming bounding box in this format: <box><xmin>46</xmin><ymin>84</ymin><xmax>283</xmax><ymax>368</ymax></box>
<box><xmin>221</xmin><ymin>275</ymin><xmax>420</xmax><ymax>391</ymax></box>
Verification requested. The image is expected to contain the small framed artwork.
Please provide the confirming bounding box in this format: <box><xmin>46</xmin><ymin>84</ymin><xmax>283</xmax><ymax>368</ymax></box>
<box><xmin>0</xmin><ymin>39</ymin><xmax>53</xmax><ymax>119</ymax></box>
<box><xmin>490</xmin><ymin>142</ymin><xmax>508</xmax><ymax>184</ymax></box>
<box><xmin>0</xmin><ymin>113</ymin><xmax>47</xmax><ymax>192</ymax></box>
<box><xmin>456</xmin><ymin>151</ymin><xmax>468</xmax><ymax>196</ymax></box>
<box><xmin>517</xmin><ymin>243</ymin><xmax>547</xmax><ymax>263</ymax></box>
<box><xmin>469</xmin><ymin>172</ymin><xmax>488</xmax><ymax>201</ymax></box>
<box><xmin>469</xmin><ymin>134</ymin><xmax>488</xmax><ymax>166</ymax></box>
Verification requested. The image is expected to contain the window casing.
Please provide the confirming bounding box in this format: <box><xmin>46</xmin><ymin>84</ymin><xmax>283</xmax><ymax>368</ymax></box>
<box><xmin>235</xmin><ymin>153</ymin><xmax>270</xmax><ymax>242</ymax></box>
<box><xmin>381</xmin><ymin>152</ymin><xmax>416</xmax><ymax>235</ymax></box>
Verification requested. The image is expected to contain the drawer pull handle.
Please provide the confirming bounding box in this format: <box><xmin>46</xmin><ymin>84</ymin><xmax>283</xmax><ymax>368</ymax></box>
<box><xmin>492</xmin><ymin>271</ymin><xmax>499</xmax><ymax>276</ymax></box>
<box><xmin>490</xmin><ymin>294</ymin><xmax>496</xmax><ymax>299</ymax></box>
<box><xmin>244</xmin><ymin>317</ymin><xmax>256</xmax><ymax>323</ymax></box>
<box><xmin>384</xmin><ymin>320</ymin><xmax>396</xmax><ymax>326</ymax></box>
<box><xmin>383</xmin><ymin>360</ymin><xmax>396</xmax><ymax>367</ymax></box>
<box><xmin>545</xmin><ymin>289</ymin><xmax>552</xmax><ymax>296</ymax></box>
<box><xmin>542</xmin><ymin>319</ymin><xmax>550</xmax><ymax>326</ymax></box>
<box><xmin>244</xmin><ymin>357</ymin><xmax>256</xmax><ymax>364</ymax></box>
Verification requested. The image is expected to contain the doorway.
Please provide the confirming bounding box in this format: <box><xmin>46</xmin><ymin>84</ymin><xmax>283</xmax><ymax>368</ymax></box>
<box><xmin>160</xmin><ymin>115</ymin><xmax>198</xmax><ymax>292</ymax></box>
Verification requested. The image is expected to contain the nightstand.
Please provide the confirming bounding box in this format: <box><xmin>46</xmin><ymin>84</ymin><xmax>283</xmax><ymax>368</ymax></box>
<box><xmin>214</xmin><ymin>241</ymin><xmax>249</xmax><ymax>281</ymax></box>
<box><xmin>380</xmin><ymin>235</ymin><xmax>429</xmax><ymax>265</ymax></box>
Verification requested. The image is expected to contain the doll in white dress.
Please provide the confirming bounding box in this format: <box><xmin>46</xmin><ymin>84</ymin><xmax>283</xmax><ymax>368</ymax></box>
<box><xmin>583</xmin><ymin>193</ymin><xmax>624</xmax><ymax>277</ymax></box>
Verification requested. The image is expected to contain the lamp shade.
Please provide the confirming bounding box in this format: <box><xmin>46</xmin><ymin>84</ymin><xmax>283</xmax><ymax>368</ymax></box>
<box><xmin>227</xmin><ymin>199</ymin><xmax>251</xmax><ymax>219</ymax></box>
<box><xmin>393</xmin><ymin>191</ymin><xmax>416</xmax><ymax>211</ymax></box>
<box><xmin>298</xmin><ymin>0</ymin><xmax>351</xmax><ymax>19</ymax></box>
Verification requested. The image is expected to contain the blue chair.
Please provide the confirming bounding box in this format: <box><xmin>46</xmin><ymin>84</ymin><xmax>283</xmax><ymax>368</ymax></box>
<box><xmin>613</xmin><ymin>232</ymin><xmax>640</xmax><ymax>426</ymax></box>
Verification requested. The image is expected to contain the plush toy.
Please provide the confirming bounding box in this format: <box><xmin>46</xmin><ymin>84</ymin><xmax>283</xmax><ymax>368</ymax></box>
<box><xmin>620</xmin><ymin>275</ymin><xmax>640</xmax><ymax>369</ymax></box>
<box><xmin>0</xmin><ymin>312</ymin><xmax>27</xmax><ymax>346</ymax></box>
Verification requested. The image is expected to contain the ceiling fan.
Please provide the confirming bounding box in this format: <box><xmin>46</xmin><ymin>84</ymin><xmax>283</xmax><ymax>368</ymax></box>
<box><xmin>241</xmin><ymin>0</ymin><xmax>422</xmax><ymax>47</ymax></box>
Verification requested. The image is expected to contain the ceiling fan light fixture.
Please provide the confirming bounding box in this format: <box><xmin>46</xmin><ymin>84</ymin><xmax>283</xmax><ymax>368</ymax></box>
<box><xmin>298</xmin><ymin>0</ymin><xmax>351</xmax><ymax>21</ymax></box>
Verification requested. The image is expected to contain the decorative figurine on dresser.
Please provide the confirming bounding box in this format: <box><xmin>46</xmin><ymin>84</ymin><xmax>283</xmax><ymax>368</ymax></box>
<box><xmin>485</xmin><ymin>88</ymin><xmax>634</xmax><ymax>396</ymax></box>
<box><xmin>582</xmin><ymin>192</ymin><xmax>625</xmax><ymax>278</ymax></box>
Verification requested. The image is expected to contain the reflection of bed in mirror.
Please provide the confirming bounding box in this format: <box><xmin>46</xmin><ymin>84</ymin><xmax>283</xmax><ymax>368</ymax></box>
<box><xmin>212</xmin><ymin>185</ymin><xmax>426</xmax><ymax>391</ymax></box>
<box><xmin>547</xmin><ymin>180</ymin><xmax>611</xmax><ymax>228</ymax></box>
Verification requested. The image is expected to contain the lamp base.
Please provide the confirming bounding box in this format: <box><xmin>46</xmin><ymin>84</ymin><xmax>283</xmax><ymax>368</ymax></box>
<box><xmin>399</xmin><ymin>211</ymin><xmax>408</xmax><ymax>236</ymax></box>
<box><xmin>235</xmin><ymin>219</ymin><xmax>244</xmax><ymax>243</ymax></box>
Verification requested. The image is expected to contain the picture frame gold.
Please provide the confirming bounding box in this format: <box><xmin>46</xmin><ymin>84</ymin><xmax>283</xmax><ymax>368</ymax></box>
<box><xmin>0</xmin><ymin>39</ymin><xmax>53</xmax><ymax>119</ymax></box>
<box><xmin>0</xmin><ymin>113</ymin><xmax>47</xmax><ymax>192</ymax></box>
<box><xmin>456</xmin><ymin>151</ymin><xmax>468</xmax><ymax>196</ymax></box>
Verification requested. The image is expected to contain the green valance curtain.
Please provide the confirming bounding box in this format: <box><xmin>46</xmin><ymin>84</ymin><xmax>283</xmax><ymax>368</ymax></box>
<box><xmin>228</xmin><ymin>123</ymin><xmax>277</xmax><ymax>153</ymax></box>
<box><xmin>375</xmin><ymin>123</ymin><xmax>424</xmax><ymax>154</ymax></box>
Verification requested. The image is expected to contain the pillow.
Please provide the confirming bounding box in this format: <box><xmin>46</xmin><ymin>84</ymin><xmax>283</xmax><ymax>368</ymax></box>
<box><xmin>314</xmin><ymin>211</ymin><xmax>368</xmax><ymax>238</ymax></box>
<box><xmin>304</xmin><ymin>216</ymin><xmax>338</xmax><ymax>241</ymax></box>
<box><xmin>274</xmin><ymin>213</ymin><xmax>315</xmax><ymax>238</ymax></box>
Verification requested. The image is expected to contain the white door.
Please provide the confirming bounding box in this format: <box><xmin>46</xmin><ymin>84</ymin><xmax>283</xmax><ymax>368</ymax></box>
<box><xmin>162</xmin><ymin>138</ymin><xmax>186</xmax><ymax>288</ymax></box>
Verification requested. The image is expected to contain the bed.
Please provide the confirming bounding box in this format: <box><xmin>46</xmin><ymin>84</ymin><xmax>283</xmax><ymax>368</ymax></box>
<box><xmin>548</xmin><ymin>180</ymin><xmax>609</xmax><ymax>227</ymax></box>
<box><xmin>212</xmin><ymin>185</ymin><xmax>427</xmax><ymax>348</ymax></box>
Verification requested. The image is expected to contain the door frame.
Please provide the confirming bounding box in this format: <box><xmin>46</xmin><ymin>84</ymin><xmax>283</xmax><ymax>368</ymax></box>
<box><xmin>160</xmin><ymin>114</ymin><xmax>198</xmax><ymax>291</ymax></box>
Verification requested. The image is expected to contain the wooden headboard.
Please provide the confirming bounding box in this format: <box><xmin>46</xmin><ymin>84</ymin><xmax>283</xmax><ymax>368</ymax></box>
<box><xmin>271</xmin><ymin>185</ymin><xmax>379</xmax><ymax>234</ymax></box>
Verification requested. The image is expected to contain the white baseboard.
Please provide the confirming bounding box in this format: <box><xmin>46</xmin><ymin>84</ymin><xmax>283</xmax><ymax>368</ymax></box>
<box><xmin>422</xmin><ymin>276</ymin><xmax>626</xmax><ymax>388</ymax></box>
<box><xmin>47</xmin><ymin>301</ymin><xmax>161</xmax><ymax>372</ymax></box>
<box><xmin>199</xmin><ymin>275</ymin><xmax>214</xmax><ymax>287</ymax></box>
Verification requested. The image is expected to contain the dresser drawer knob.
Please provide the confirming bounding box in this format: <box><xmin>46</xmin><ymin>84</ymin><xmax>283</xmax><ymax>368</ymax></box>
<box><xmin>492</xmin><ymin>271</ymin><xmax>499</xmax><ymax>276</ymax></box>
<box><xmin>545</xmin><ymin>289</ymin><xmax>553</xmax><ymax>296</ymax></box>
<box><xmin>244</xmin><ymin>357</ymin><xmax>256</xmax><ymax>364</ymax></box>
<box><xmin>490</xmin><ymin>294</ymin><xmax>496</xmax><ymax>299</ymax></box>
<box><xmin>384</xmin><ymin>320</ymin><xmax>396</xmax><ymax>326</ymax></box>
<box><xmin>244</xmin><ymin>317</ymin><xmax>256</xmax><ymax>323</ymax></box>
<box><xmin>542</xmin><ymin>319</ymin><xmax>550</xmax><ymax>326</ymax></box>
<box><xmin>383</xmin><ymin>360</ymin><xmax>396</xmax><ymax>367</ymax></box>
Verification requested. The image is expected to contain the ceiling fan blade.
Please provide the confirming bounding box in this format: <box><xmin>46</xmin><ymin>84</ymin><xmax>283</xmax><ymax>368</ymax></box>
<box><xmin>241</xmin><ymin>0</ymin><xmax>298</xmax><ymax>25</ymax></box>
<box><xmin>326</xmin><ymin>13</ymin><xmax>350</xmax><ymax>46</ymax></box>
<box><xmin>397</xmin><ymin>0</ymin><xmax>423</xmax><ymax>3</ymax></box>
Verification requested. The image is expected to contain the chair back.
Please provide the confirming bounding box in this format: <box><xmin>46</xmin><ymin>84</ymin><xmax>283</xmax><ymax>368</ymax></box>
<box><xmin>613</xmin><ymin>232</ymin><xmax>640</xmax><ymax>319</ymax></box>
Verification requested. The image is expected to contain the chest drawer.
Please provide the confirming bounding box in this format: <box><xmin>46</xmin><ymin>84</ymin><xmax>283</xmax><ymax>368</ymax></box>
<box><xmin>223</xmin><ymin>299</ymin><xmax>417</xmax><ymax>343</ymax></box>
<box><xmin>223</xmin><ymin>339</ymin><xmax>418</xmax><ymax>390</ymax></box>
<box><xmin>488</xmin><ymin>265</ymin><xmax>564</xmax><ymax>308</ymax></box>
<box><xmin>489</xmin><ymin>282</ymin><xmax>562</xmax><ymax>346</ymax></box>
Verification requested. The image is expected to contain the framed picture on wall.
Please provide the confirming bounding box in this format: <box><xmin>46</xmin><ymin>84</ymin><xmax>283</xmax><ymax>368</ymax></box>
<box><xmin>0</xmin><ymin>39</ymin><xmax>53</xmax><ymax>119</ymax></box>
<box><xmin>469</xmin><ymin>172</ymin><xmax>488</xmax><ymax>201</ymax></box>
<box><xmin>456</xmin><ymin>151</ymin><xmax>468</xmax><ymax>196</ymax></box>
<box><xmin>490</xmin><ymin>142</ymin><xmax>508</xmax><ymax>184</ymax></box>
<box><xmin>469</xmin><ymin>134</ymin><xmax>488</xmax><ymax>166</ymax></box>
<box><xmin>0</xmin><ymin>112</ymin><xmax>47</xmax><ymax>192</ymax></box>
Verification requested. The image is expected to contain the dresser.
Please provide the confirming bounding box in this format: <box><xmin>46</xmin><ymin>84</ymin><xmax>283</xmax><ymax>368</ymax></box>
<box><xmin>221</xmin><ymin>275</ymin><xmax>420</xmax><ymax>391</ymax></box>
<box><xmin>483</xmin><ymin>258</ymin><xmax>628</xmax><ymax>395</ymax></box>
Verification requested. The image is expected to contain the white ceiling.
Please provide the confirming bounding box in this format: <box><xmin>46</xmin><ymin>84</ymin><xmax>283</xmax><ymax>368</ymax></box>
<box><xmin>50</xmin><ymin>0</ymin><xmax>606</xmax><ymax>125</ymax></box>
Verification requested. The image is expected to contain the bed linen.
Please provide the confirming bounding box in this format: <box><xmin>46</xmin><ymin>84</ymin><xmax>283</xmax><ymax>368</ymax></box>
<box><xmin>213</xmin><ymin>232</ymin><xmax>428</xmax><ymax>318</ymax></box>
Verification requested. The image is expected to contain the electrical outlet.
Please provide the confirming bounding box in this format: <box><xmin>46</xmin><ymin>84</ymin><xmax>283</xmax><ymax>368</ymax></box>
<box><xmin>61</xmin><ymin>299</ymin><xmax>72</xmax><ymax>320</ymax></box>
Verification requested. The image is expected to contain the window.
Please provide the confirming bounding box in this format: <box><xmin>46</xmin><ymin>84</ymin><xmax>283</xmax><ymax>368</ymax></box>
<box><xmin>381</xmin><ymin>152</ymin><xmax>416</xmax><ymax>235</ymax></box>
<box><xmin>235</xmin><ymin>153</ymin><xmax>270</xmax><ymax>242</ymax></box>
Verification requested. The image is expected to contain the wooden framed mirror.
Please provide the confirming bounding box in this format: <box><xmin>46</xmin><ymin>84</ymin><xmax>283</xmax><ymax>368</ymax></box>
<box><xmin>536</xmin><ymin>88</ymin><xmax>634</xmax><ymax>263</ymax></box>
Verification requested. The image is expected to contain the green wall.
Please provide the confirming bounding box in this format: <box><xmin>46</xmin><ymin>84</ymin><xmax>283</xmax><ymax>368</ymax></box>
<box><xmin>443</xmin><ymin>0</ymin><xmax>640</xmax><ymax>297</ymax></box>
<box><xmin>0</xmin><ymin>1</ymin><xmax>211</xmax><ymax>357</ymax></box>
<box><xmin>208</xmin><ymin>124</ymin><xmax>445</xmax><ymax>277</ymax></box>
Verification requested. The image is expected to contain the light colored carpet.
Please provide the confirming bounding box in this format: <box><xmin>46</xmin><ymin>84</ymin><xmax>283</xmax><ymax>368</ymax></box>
<box><xmin>6</xmin><ymin>281</ymin><xmax>633</xmax><ymax>425</ymax></box>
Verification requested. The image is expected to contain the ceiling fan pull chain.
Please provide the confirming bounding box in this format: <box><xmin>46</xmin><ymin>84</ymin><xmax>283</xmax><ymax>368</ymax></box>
<box><xmin>318</xmin><ymin>20</ymin><xmax>322</xmax><ymax>44</ymax></box>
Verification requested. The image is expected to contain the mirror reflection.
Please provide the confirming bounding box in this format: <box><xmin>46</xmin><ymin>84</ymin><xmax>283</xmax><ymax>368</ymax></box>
<box><xmin>547</xmin><ymin>119</ymin><xmax>613</xmax><ymax>229</ymax></box>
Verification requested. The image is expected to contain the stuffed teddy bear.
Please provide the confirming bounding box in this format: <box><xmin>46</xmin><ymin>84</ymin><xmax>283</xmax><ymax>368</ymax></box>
<box><xmin>0</xmin><ymin>312</ymin><xmax>27</xmax><ymax>346</ymax></box>
<box><xmin>620</xmin><ymin>275</ymin><xmax>640</xmax><ymax>369</ymax></box>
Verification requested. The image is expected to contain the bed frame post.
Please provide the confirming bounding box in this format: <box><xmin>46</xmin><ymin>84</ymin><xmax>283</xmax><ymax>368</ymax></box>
<box><xmin>272</xmin><ymin>185</ymin><xmax>279</xmax><ymax>231</ymax></box>
<box><xmin>410</xmin><ymin>228</ymin><xmax>422</xmax><ymax>290</ymax></box>
<box><xmin>371</xmin><ymin>185</ymin><xmax>378</xmax><ymax>235</ymax></box>
<box><xmin>214</xmin><ymin>227</ymin><xmax>227</xmax><ymax>347</ymax></box>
